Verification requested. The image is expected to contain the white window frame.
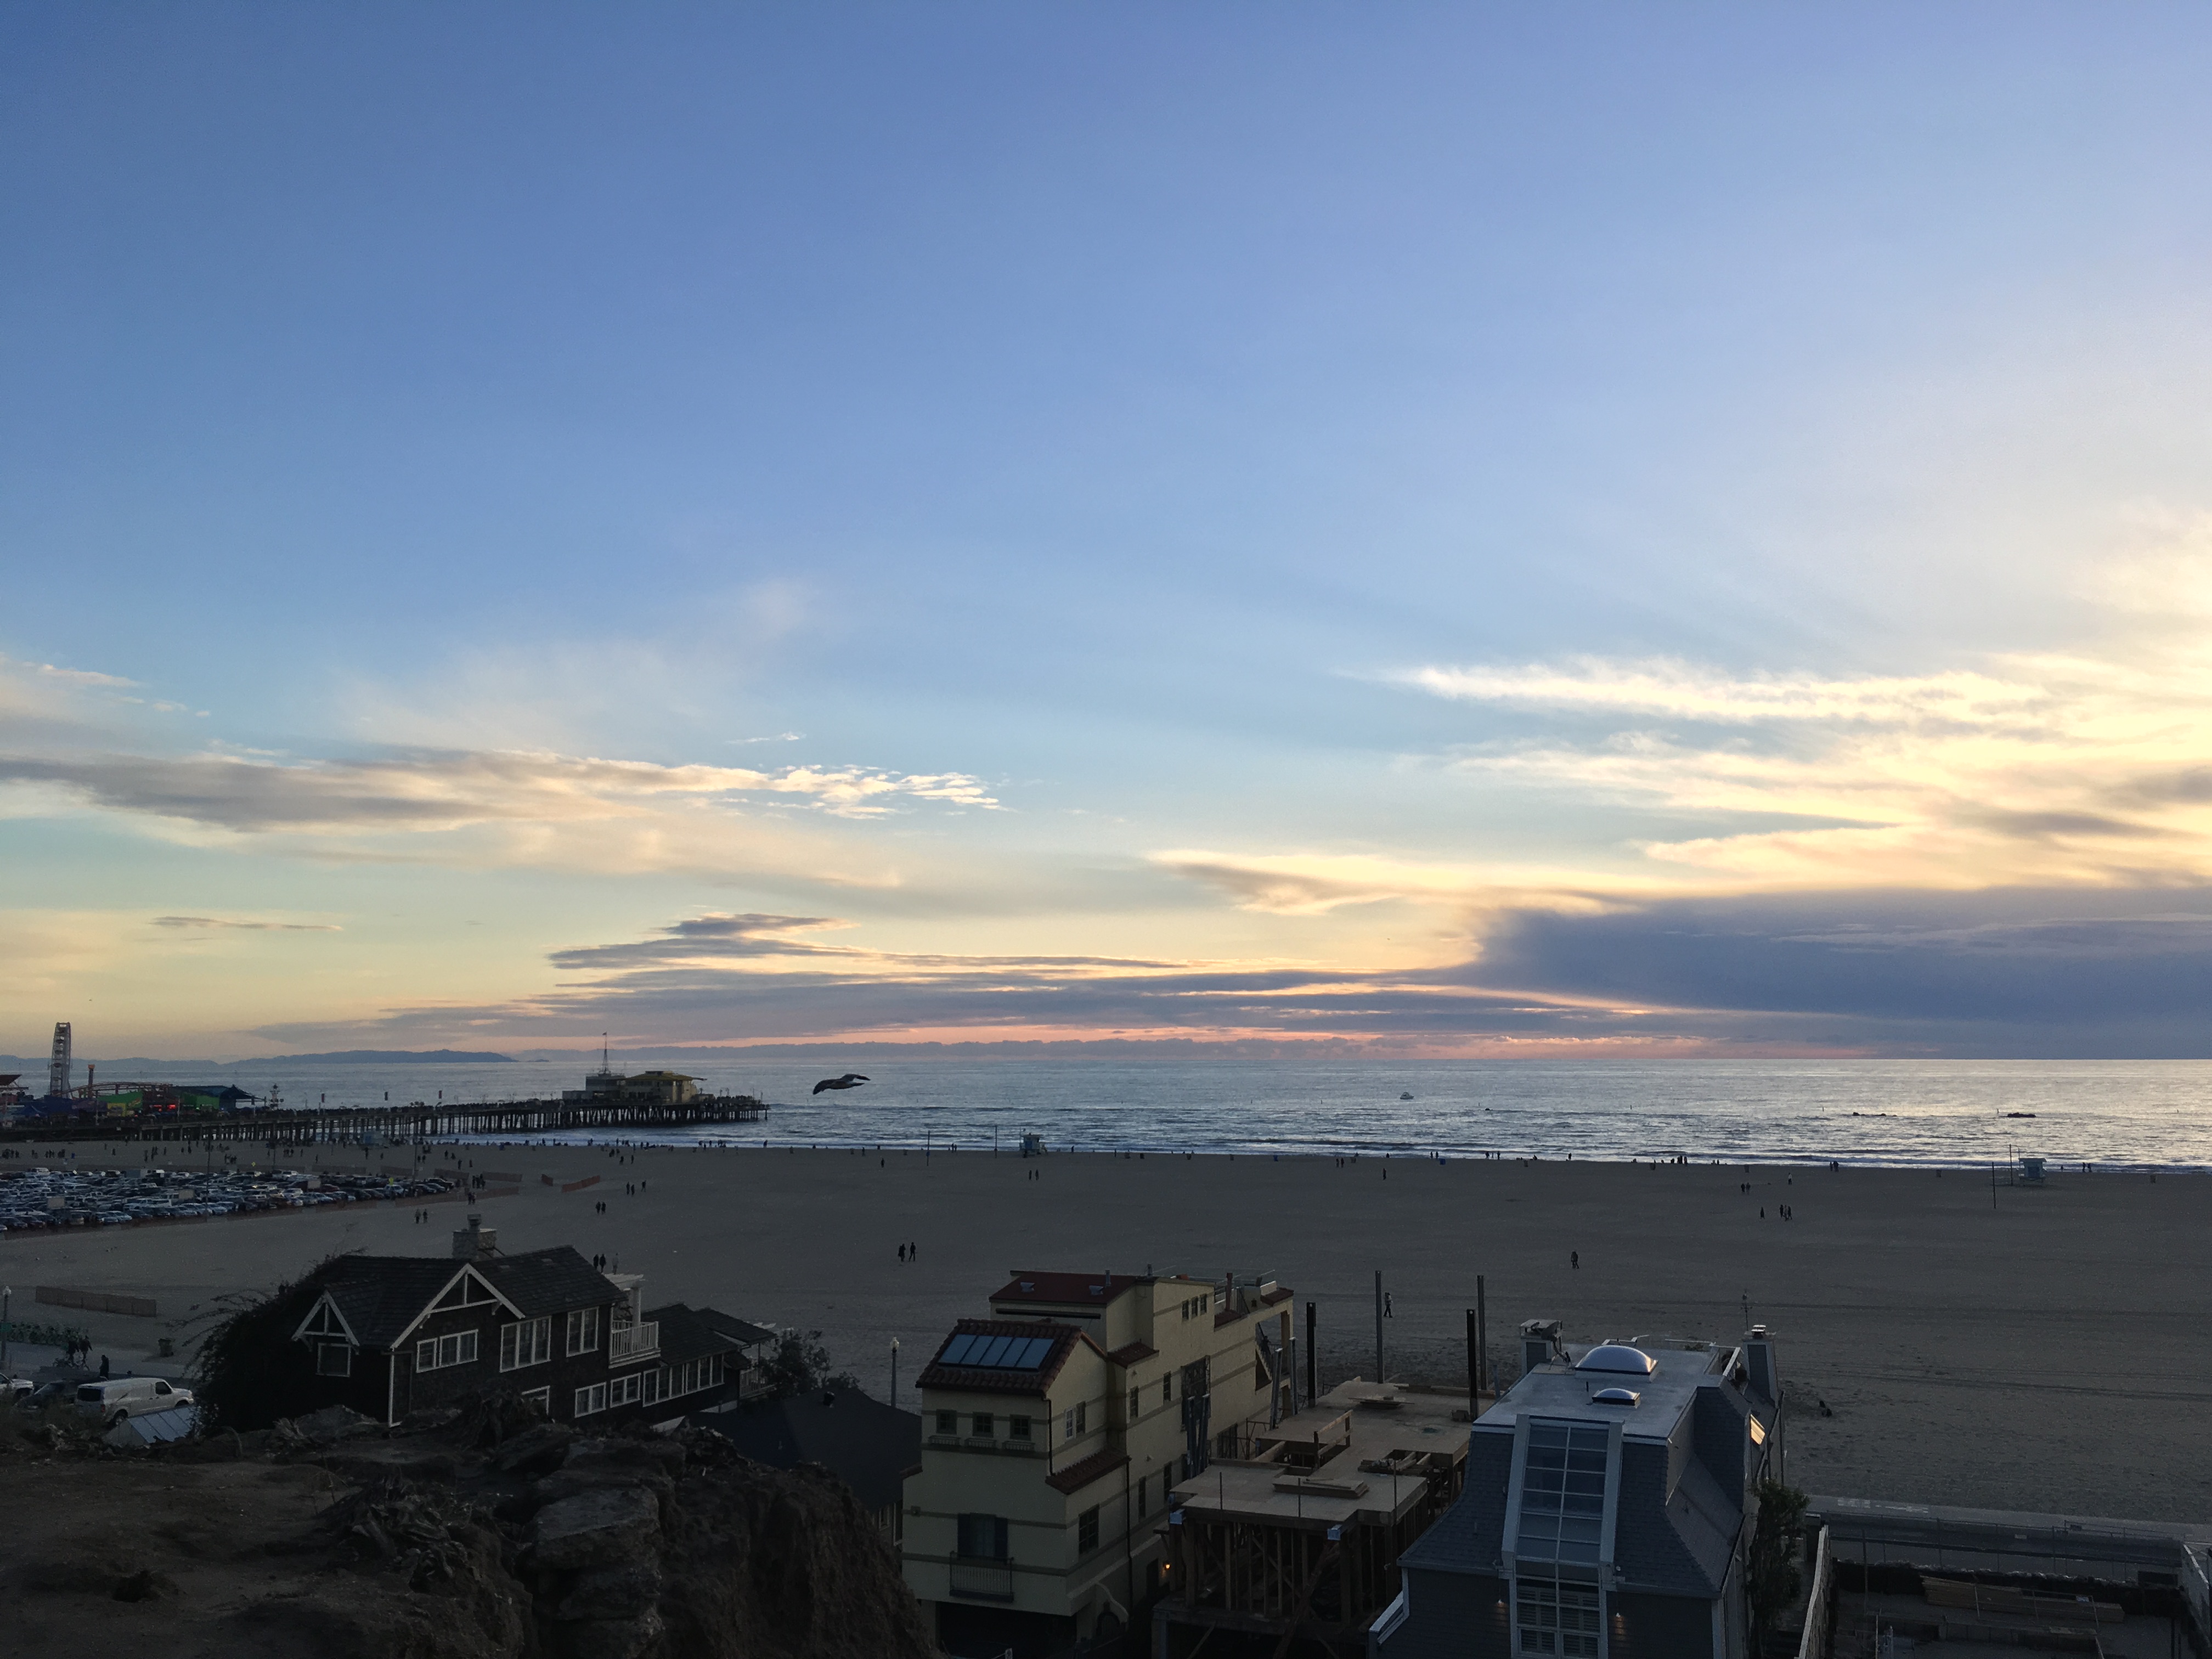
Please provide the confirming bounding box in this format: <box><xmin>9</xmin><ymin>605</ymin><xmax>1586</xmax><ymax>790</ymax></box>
<box><xmin>520</xmin><ymin>1385</ymin><xmax>551</xmax><ymax>1413</ymax></box>
<box><xmin>574</xmin><ymin>1381</ymin><xmax>608</xmax><ymax>1417</ymax></box>
<box><xmin>415</xmin><ymin>1329</ymin><xmax>479</xmax><ymax>1371</ymax></box>
<box><xmin>566</xmin><ymin>1306</ymin><xmax>600</xmax><ymax>1356</ymax></box>
<box><xmin>500</xmin><ymin>1316</ymin><xmax>552</xmax><ymax>1372</ymax></box>
<box><xmin>315</xmin><ymin>1341</ymin><xmax>352</xmax><ymax>1378</ymax></box>
<box><xmin>1514</xmin><ymin>1577</ymin><xmax>1600</xmax><ymax>1657</ymax></box>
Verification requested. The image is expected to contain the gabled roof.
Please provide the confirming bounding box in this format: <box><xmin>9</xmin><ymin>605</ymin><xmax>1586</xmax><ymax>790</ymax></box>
<box><xmin>317</xmin><ymin>1257</ymin><xmax>478</xmax><ymax>1349</ymax></box>
<box><xmin>303</xmin><ymin>1248</ymin><xmax>616</xmax><ymax>1350</ymax></box>
<box><xmin>918</xmin><ymin>1318</ymin><xmax>1091</xmax><ymax>1397</ymax></box>
<box><xmin>693</xmin><ymin>1308</ymin><xmax>778</xmax><ymax>1348</ymax></box>
<box><xmin>477</xmin><ymin>1246</ymin><xmax>619</xmax><ymax>1318</ymax></box>
<box><xmin>650</xmin><ymin>1303</ymin><xmax>760</xmax><ymax>1366</ymax></box>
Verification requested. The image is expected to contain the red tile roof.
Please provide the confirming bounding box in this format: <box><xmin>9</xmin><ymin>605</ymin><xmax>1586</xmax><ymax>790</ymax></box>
<box><xmin>1105</xmin><ymin>1341</ymin><xmax>1158</xmax><ymax>1365</ymax></box>
<box><xmin>1046</xmin><ymin>1447</ymin><xmax>1128</xmax><ymax>1495</ymax></box>
<box><xmin>991</xmin><ymin>1271</ymin><xmax>1143</xmax><ymax>1307</ymax></box>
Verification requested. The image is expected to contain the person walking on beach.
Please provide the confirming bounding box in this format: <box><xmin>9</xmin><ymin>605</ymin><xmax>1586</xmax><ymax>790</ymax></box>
<box><xmin>898</xmin><ymin>1243</ymin><xmax>907</xmax><ymax>1263</ymax></box>
<box><xmin>99</xmin><ymin>1353</ymin><xmax>110</xmax><ymax>1378</ymax></box>
<box><xmin>1571</xmin><ymin>1251</ymin><xmax>1579</xmax><ymax>1270</ymax></box>
<box><xmin>1384</xmin><ymin>1292</ymin><xmax>1394</xmax><ymax>1318</ymax></box>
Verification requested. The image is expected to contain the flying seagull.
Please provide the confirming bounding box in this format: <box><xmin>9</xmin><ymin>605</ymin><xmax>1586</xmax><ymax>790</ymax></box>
<box><xmin>812</xmin><ymin>1073</ymin><xmax>871</xmax><ymax>1095</ymax></box>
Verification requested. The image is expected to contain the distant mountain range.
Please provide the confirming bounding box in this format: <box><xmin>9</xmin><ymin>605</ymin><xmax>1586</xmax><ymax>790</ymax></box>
<box><xmin>0</xmin><ymin>1048</ymin><xmax>515</xmax><ymax>1073</ymax></box>
<box><xmin>240</xmin><ymin>1049</ymin><xmax>516</xmax><ymax>1064</ymax></box>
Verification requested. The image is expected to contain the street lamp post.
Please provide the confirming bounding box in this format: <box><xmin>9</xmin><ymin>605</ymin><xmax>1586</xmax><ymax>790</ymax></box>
<box><xmin>2</xmin><ymin>1285</ymin><xmax>11</xmax><ymax>1378</ymax></box>
<box><xmin>890</xmin><ymin>1338</ymin><xmax>900</xmax><ymax>1407</ymax></box>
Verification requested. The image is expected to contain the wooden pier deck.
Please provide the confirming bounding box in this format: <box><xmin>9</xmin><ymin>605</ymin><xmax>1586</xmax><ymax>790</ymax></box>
<box><xmin>0</xmin><ymin>1093</ymin><xmax>770</xmax><ymax>1144</ymax></box>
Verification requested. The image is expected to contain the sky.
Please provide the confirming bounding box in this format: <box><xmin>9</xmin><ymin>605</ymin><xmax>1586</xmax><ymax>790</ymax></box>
<box><xmin>9</xmin><ymin>4</ymin><xmax>2212</xmax><ymax>1059</ymax></box>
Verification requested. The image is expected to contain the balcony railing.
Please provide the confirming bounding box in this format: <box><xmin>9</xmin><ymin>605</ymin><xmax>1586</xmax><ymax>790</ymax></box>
<box><xmin>949</xmin><ymin>1557</ymin><xmax>1015</xmax><ymax>1601</ymax></box>
<box><xmin>609</xmin><ymin>1321</ymin><xmax>659</xmax><ymax>1363</ymax></box>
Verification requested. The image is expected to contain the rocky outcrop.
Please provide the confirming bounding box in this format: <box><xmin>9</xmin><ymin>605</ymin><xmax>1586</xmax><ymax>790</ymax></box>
<box><xmin>0</xmin><ymin>1398</ymin><xmax>938</xmax><ymax>1659</ymax></box>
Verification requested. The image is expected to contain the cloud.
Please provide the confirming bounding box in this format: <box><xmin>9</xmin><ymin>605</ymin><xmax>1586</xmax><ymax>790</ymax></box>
<box><xmin>0</xmin><ymin>747</ymin><xmax>997</xmax><ymax>833</ymax></box>
<box><xmin>152</xmin><ymin>916</ymin><xmax>344</xmax><ymax>932</ymax></box>
<box><xmin>1402</xmin><ymin>658</ymin><xmax>2052</xmax><ymax>728</ymax></box>
<box><xmin>1150</xmin><ymin>849</ymin><xmax>1640</xmax><ymax>919</ymax></box>
<box><xmin>1393</xmin><ymin>551</ymin><xmax>2212</xmax><ymax>891</ymax></box>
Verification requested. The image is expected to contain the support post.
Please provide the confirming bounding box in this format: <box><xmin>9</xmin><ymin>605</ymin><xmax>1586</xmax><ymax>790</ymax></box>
<box><xmin>1476</xmin><ymin>1274</ymin><xmax>1488</xmax><ymax>1403</ymax></box>
<box><xmin>1466</xmin><ymin>1306</ymin><xmax>1479</xmax><ymax>1418</ymax></box>
<box><xmin>1306</xmin><ymin>1300</ymin><xmax>1317</xmax><ymax>1403</ymax></box>
<box><xmin>1374</xmin><ymin>1270</ymin><xmax>1384</xmax><ymax>1384</ymax></box>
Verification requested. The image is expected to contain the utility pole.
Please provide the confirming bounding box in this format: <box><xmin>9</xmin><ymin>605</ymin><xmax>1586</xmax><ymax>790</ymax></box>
<box><xmin>1305</xmin><ymin>1301</ymin><xmax>1317</xmax><ymax>1404</ymax></box>
<box><xmin>890</xmin><ymin>1337</ymin><xmax>900</xmax><ymax>1407</ymax></box>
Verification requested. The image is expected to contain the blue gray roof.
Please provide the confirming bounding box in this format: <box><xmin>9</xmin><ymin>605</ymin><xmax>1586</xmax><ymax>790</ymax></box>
<box><xmin>1401</xmin><ymin>1338</ymin><xmax>1772</xmax><ymax>1601</ymax></box>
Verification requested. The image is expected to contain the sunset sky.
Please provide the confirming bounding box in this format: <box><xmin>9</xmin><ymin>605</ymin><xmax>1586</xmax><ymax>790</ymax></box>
<box><xmin>10</xmin><ymin>6</ymin><xmax>2212</xmax><ymax>1058</ymax></box>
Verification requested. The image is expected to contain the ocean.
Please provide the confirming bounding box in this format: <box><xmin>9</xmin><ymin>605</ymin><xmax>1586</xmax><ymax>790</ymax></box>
<box><xmin>88</xmin><ymin>1056</ymin><xmax>2212</xmax><ymax>1170</ymax></box>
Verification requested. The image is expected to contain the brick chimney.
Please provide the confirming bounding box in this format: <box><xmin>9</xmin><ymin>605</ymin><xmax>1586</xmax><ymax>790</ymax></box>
<box><xmin>451</xmin><ymin>1214</ymin><xmax>497</xmax><ymax>1260</ymax></box>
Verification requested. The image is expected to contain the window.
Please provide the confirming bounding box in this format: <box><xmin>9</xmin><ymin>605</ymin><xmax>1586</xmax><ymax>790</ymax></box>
<box><xmin>936</xmin><ymin>1410</ymin><xmax>959</xmax><ymax>1436</ymax></box>
<box><xmin>520</xmin><ymin>1386</ymin><xmax>551</xmax><ymax>1413</ymax></box>
<box><xmin>1516</xmin><ymin>1578</ymin><xmax>1599</xmax><ymax>1657</ymax></box>
<box><xmin>608</xmin><ymin>1372</ymin><xmax>646</xmax><ymax>1409</ymax></box>
<box><xmin>1064</xmin><ymin>1408</ymin><xmax>1075</xmax><ymax>1440</ymax></box>
<box><xmin>1128</xmin><ymin>1386</ymin><xmax>1141</xmax><ymax>1420</ymax></box>
<box><xmin>1163</xmin><ymin>1375</ymin><xmax>1173</xmax><ymax>1404</ymax></box>
<box><xmin>574</xmin><ymin>1381</ymin><xmax>608</xmax><ymax>1417</ymax></box>
<box><xmin>566</xmin><ymin>1306</ymin><xmax>600</xmax><ymax>1356</ymax></box>
<box><xmin>972</xmin><ymin>1413</ymin><xmax>994</xmax><ymax>1437</ymax></box>
<box><xmin>956</xmin><ymin>1513</ymin><xmax>1009</xmax><ymax>1561</ymax></box>
<box><xmin>1517</xmin><ymin>1423</ymin><xmax>1609</xmax><ymax>1565</ymax></box>
<box><xmin>315</xmin><ymin>1341</ymin><xmax>352</xmax><ymax>1377</ymax></box>
<box><xmin>1064</xmin><ymin>1400</ymin><xmax>1087</xmax><ymax>1440</ymax></box>
<box><xmin>1008</xmin><ymin>1415</ymin><xmax>1032</xmax><ymax>1441</ymax></box>
<box><xmin>415</xmin><ymin>1329</ymin><xmax>479</xmax><ymax>1370</ymax></box>
<box><xmin>500</xmin><ymin>1316</ymin><xmax>552</xmax><ymax>1371</ymax></box>
<box><xmin>1181</xmin><ymin>1358</ymin><xmax>1210</xmax><ymax>1399</ymax></box>
<box><xmin>659</xmin><ymin>1356</ymin><xmax>723</xmax><ymax>1400</ymax></box>
<box><xmin>1078</xmin><ymin>1506</ymin><xmax>1100</xmax><ymax>1554</ymax></box>
<box><xmin>1135</xmin><ymin>1475</ymin><xmax>1148</xmax><ymax>1519</ymax></box>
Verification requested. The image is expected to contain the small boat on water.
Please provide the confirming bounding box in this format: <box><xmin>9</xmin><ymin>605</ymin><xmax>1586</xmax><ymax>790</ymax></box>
<box><xmin>1400</xmin><ymin>1091</ymin><xmax>1414</xmax><ymax>1101</ymax></box>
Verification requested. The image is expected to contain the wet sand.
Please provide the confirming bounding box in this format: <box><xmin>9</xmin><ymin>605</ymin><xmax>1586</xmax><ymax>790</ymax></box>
<box><xmin>7</xmin><ymin>1142</ymin><xmax>2208</xmax><ymax>1521</ymax></box>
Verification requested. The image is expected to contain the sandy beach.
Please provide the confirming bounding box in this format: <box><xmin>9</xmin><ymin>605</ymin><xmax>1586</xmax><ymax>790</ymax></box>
<box><xmin>6</xmin><ymin>1141</ymin><xmax>2207</xmax><ymax>1521</ymax></box>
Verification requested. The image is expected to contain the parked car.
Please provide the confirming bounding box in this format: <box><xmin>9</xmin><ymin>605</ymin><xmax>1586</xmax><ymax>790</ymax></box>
<box><xmin>1</xmin><ymin>1376</ymin><xmax>33</xmax><ymax>1404</ymax></box>
<box><xmin>76</xmin><ymin>1375</ymin><xmax>194</xmax><ymax>1427</ymax></box>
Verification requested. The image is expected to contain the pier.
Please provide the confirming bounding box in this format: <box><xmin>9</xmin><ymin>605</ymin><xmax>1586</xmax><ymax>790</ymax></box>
<box><xmin>0</xmin><ymin>1093</ymin><xmax>770</xmax><ymax>1146</ymax></box>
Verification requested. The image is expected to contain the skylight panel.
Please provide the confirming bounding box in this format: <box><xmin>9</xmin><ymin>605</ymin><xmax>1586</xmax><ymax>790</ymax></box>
<box><xmin>975</xmin><ymin>1335</ymin><xmax>1015</xmax><ymax>1367</ymax></box>
<box><xmin>940</xmin><ymin>1334</ymin><xmax>978</xmax><ymax>1365</ymax></box>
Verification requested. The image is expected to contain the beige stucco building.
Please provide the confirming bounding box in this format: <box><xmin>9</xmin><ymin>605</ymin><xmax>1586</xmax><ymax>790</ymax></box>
<box><xmin>902</xmin><ymin>1268</ymin><xmax>1298</xmax><ymax>1657</ymax></box>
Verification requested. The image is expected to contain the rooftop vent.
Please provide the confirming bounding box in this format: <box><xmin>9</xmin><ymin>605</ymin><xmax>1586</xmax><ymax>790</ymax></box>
<box><xmin>1593</xmin><ymin>1387</ymin><xmax>1641</xmax><ymax>1406</ymax></box>
<box><xmin>1576</xmin><ymin>1344</ymin><xmax>1656</xmax><ymax>1375</ymax></box>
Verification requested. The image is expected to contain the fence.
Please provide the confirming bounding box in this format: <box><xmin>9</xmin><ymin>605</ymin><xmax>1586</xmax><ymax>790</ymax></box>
<box><xmin>37</xmin><ymin>1285</ymin><xmax>156</xmax><ymax>1318</ymax></box>
<box><xmin>1796</xmin><ymin>1523</ymin><xmax>1833</xmax><ymax>1659</ymax></box>
<box><xmin>1814</xmin><ymin>1495</ymin><xmax>2212</xmax><ymax>1654</ymax></box>
<box><xmin>1</xmin><ymin>1319</ymin><xmax>90</xmax><ymax>1349</ymax></box>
